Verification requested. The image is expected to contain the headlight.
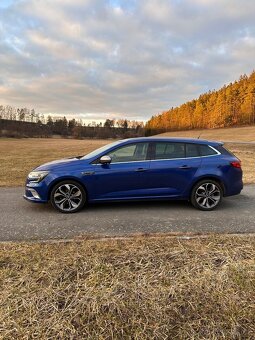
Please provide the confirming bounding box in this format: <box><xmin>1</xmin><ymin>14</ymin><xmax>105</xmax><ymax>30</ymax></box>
<box><xmin>28</xmin><ymin>171</ymin><xmax>49</xmax><ymax>182</ymax></box>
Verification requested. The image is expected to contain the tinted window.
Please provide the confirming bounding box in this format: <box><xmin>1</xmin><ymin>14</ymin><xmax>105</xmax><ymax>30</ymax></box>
<box><xmin>154</xmin><ymin>142</ymin><xmax>185</xmax><ymax>159</ymax></box>
<box><xmin>214</xmin><ymin>145</ymin><xmax>232</xmax><ymax>156</ymax></box>
<box><xmin>186</xmin><ymin>143</ymin><xmax>199</xmax><ymax>157</ymax></box>
<box><xmin>107</xmin><ymin>143</ymin><xmax>149</xmax><ymax>163</ymax></box>
<box><xmin>199</xmin><ymin>144</ymin><xmax>217</xmax><ymax>156</ymax></box>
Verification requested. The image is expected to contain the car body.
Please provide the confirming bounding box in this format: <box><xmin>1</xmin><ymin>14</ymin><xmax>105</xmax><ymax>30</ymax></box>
<box><xmin>24</xmin><ymin>137</ymin><xmax>243</xmax><ymax>212</ymax></box>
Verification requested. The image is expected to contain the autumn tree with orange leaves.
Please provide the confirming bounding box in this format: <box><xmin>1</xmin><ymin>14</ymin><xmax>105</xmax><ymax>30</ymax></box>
<box><xmin>146</xmin><ymin>71</ymin><xmax>255</xmax><ymax>133</ymax></box>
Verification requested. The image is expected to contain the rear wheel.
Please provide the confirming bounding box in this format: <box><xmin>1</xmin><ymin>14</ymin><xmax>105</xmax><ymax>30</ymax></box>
<box><xmin>50</xmin><ymin>180</ymin><xmax>86</xmax><ymax>213</ymax></box>
<box><xmin>191</xmin><ymin>180</ymin><xmax>223</xmax><ymax>211</ymax></box>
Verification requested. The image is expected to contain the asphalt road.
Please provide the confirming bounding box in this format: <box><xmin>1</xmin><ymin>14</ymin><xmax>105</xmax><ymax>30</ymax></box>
<box><xmin>0</xmin><ymin>185</ymin><xmax>255</xmax><ymax>241</ymax></box>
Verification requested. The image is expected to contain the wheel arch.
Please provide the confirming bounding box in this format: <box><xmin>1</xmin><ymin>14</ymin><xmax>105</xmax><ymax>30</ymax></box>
<box><xmin>190</xmin><ymin>176</ymin><xmax>226</xmax><ymax>196</ymax></box>
<box><xmin>47</xmin><ymin>177</ymin><xmax>89</xmax><ymax>201</ymax></box>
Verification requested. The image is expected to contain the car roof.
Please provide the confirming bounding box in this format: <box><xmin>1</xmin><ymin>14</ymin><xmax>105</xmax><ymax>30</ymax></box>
<box><xmin>121</xmin><ymin>137</ymin><xmax>223</xmax><ymax>146</ymax></box>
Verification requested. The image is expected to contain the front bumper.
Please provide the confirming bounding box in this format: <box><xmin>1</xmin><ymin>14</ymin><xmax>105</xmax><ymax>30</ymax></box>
<box><xmin>24</xmin><ymin>186</ymin><xmax>48</xmax><ymax>203</ymax></box>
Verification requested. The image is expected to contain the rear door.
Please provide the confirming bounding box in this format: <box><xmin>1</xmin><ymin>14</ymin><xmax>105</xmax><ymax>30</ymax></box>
<box><xmin>147</xmin><ymin>142</ymin><xmax>202</xmax><ymax>196</ymax></box>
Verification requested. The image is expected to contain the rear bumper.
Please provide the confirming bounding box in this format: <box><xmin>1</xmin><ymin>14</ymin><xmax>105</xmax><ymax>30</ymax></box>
<box><xmin>224</xmin><ymin>179</ymin><xmax>243</xmax><ymax>197</ymax></box>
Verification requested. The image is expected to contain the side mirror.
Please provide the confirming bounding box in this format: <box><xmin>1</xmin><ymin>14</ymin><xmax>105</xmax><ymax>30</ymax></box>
<box><xmin>99</xmin><ymin>155</ymin><xmax>112</xmax><ymax>164</ymax></box>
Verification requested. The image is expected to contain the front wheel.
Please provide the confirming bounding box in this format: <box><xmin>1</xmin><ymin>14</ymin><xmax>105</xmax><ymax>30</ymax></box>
<box><xmin>50</xmin><ymin>180</ymin><xmax>86</xmax><ymax>213</ymax></box>
<box><xmin>191</xmin><ymin>180</ymin><xmax>223</xmax><ymax>211</ymax></box>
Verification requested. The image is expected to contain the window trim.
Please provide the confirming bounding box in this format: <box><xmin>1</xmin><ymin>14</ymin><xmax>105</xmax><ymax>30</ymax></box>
<box><xmin>149</xmin><ymin>142</ymin><xmax>221</xmax><ymax>162</ymax></box>
<box><xmin>92</xmin><ymin>142</ymin><xmax>221</xmax><ymax>165</ymax></box>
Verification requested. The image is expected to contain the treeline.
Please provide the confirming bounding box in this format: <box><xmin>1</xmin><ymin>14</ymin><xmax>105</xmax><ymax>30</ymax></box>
<box><xmin>146</xmin><ymin>71</ymin><xmax>255</xmax><ymax>133</ymax></box>
<box><xmin>0</xmin><ymin>106</ymin><xmax>43</xmax><ymax>123</ymax></box>
<box><xmin>0</xmin><ymin>119</ymin><xmax>50</xmax><ymax>138</ymax></box>
<box><xmin>0</xmin><ymin>109</ymin><xmax>145</xmax><ymax>139</ymax></box>
<box><xmin>45</xmin><ymin>116</ymin><xmax>144</xmax><ymax>139</ymax></box>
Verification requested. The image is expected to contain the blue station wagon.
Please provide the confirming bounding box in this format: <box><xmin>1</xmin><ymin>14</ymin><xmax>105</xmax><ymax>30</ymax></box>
<box><xmin>24</xmin><ymin>137</ymin><xmax>243</xmax><ymax>213</ymax></box>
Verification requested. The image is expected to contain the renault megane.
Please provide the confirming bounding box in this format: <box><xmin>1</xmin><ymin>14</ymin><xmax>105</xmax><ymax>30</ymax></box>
<box><xmin>24</xmin><ymin>137</ymin><xmax>243</xmax><ymax>213</ymax></box>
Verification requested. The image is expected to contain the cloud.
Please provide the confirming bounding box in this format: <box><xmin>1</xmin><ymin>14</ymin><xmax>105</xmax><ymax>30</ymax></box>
<box><xmin>0</xmin><ymin>0</ymin><xmax>255</xmax><ymax>122</ymax></box>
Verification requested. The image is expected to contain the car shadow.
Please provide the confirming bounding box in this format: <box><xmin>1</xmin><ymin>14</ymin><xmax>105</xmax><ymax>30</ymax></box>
<box><xmin>86</xmin><ymin>199</ymin><xmax>190</xmax><ymax>211</ymax></box>
<box><xmin>25</xmin><ymin>196</ymin><xmax>236</xmax><ymax>214</ymax></box>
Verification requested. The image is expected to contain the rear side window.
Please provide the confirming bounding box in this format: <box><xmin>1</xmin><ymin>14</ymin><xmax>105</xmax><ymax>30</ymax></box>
<box><xmin>154</xmin><ymin>142</ymin><xmax>185</xmax><ymax>159</ymax></box>
<box><xmin>186</xmin><ymin>144</ymin><xmax>200</xmax><ymax>157</ymax></box>
<box><xmin>199</xmin><ymin>145</ymin><xmax>218</xmax><ymax>156</ymax></box>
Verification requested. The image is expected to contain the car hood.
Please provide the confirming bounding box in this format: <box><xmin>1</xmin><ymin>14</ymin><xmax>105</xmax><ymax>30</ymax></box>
<box><xmin>35</xmin><ymin>157</ymin><xmax>87</xmax><ymax>171</ymax></box>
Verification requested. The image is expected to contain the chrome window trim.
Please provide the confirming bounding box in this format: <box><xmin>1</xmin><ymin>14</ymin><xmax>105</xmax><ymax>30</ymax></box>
<box><xmin>92</xmin><ymin>145</ymin><xmax>221</xmax><ymax>165</ymax></box>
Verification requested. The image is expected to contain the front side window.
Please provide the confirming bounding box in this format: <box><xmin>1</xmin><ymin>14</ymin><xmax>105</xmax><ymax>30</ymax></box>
<box><xmin>82</xmin><ymin>140</ymin><xmax>122</xmax><ymax>159</ymax></box>
<box><xmin>154</xmin><ymin>142</ymin><xmax>185</xmax><ymax>159</ymax></box>
<box><xmin>107</xmin><ymin>143</ymin><xmax>149</xmax><ymax>163</ymax></box>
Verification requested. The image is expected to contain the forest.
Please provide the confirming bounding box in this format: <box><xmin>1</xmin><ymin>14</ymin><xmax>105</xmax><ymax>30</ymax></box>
<box><xmin>146</xmin><ymin>71</ymin><xmax>255</xmax><ymax>133</ymax></box>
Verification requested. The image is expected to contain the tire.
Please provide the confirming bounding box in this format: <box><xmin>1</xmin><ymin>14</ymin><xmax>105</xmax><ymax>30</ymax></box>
<box><xmin>50</xmin><ymin>180</ymin><xmax>86</xmax><ymax>213</ymax></box>
<box><xmin>191</xmin><ymin>179</ymin><xmax>223</xmax><ymax>211</ymax></box>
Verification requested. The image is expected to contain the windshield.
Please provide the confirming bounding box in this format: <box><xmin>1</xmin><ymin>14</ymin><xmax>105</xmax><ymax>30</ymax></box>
<box><xmin>81</xmin><ymin>140</ymin><xmax>122</xmax><ymax>160</ymax></box>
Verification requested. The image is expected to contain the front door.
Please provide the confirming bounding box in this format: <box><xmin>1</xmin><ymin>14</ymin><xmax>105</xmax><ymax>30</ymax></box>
<box><xmin>93</xmin><ymin>142</ymin><xmax>151</xmax><ymax>200</ymax></box>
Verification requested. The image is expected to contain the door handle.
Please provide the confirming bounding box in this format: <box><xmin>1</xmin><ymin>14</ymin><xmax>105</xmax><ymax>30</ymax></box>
<box><xmin>135</xmin><ymin>168</ymin><xmax>148</xmax><ymax>172</ymax></box>
<box><xmin>179</xmin><ymin>165</ymin><xmax>191</xmax><ymax>169</ymax></box>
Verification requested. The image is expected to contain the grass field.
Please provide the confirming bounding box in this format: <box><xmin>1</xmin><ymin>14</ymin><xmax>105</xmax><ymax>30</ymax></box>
<box><xmin>224</xmin><ymin>143</ymin><xmax>255</xmax><ymax>184</ymax></box>
<box><xmin>0</xmin><ymin>134</ymin><xmax>254</xmax><ymax>186</ymax></box>
<box><xmin>0</xmin><ymin>138</ymin><xmax>109</xmax><ymax>187</ymax></box>
<box><xmin>156</xmin><ymin>125</ymin><xmax>255</xmax><ymax>142</ymax></box>
<box><xmin>0</xmin><ymin>235</ymin><xmax>254</xmax><ymax>339</ymax></box>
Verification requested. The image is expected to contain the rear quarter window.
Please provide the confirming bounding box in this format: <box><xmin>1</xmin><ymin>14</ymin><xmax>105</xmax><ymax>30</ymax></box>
<box><xmin>214</xmin><ymin>145</ymin><xmax>235</xmax><ymax>156</ymax></box>
<box><xmin>199</xmin><ymin>145</ymin><xmax>218</xmax><ymax>156</ymax></box>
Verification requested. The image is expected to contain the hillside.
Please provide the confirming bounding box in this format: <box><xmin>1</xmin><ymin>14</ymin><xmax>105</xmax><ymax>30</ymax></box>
<box><xmin>155</xmin><ymin>125</ymin><xmax>255</xmax><ymax>142</ymax></box>
<box><xmin>146</xmin><ymin>71</ymin><xmax>255</xmax><ymax>132</ymax></box>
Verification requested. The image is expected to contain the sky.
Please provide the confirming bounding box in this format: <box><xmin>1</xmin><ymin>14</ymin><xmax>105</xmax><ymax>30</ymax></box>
<box><xmin>0</xmin><ymin>0</ymin><xmax>255</xmax><ymax>123</ymax></box>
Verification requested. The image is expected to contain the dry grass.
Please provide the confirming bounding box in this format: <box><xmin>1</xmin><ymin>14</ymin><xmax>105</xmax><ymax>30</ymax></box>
<box><xmin>0</xmin><ymin>138</ymin><xmax>109</xmax><ymax>187</ymax></box>
<box><xmin>0</xmin><ymin>135</ymin><xmax>254</xmax><ymax>186</ymax></box>
<box><xmin>0</xmin><ymin>235</ymin><xmax>254</xmax><ymax>339</ymax></box>
<box><xmin>156</xmin><ymin>125</ymin><xmax>255</xmax><ymax>142</ymax></box>
<box><xmin>225</xmin><ymin>143</ymin><xmax>255</xmax><ymax>184</ymax></box>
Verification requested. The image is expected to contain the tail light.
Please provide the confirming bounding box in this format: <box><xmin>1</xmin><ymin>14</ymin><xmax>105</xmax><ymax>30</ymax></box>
<box><xmin>230</xmin><ymin>161</ymin><xmax>242</xmax><ymax>169</ymax></box>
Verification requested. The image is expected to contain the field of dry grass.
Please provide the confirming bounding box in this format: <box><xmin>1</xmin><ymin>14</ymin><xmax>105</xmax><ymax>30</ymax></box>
<box><xmin>156</xmin><ymin>125</ymin><xmax>255</xmax><ymax>142</ymax></box>
<box><xmin>225</xmin><ymin>143</ymin><xmax>255</xmax><ymax>184</ymax></box>
<box><xmin>0</xmin><ymin>235</ymin><xmax>254</xmax><ymax>339</ymax></box>
<box><xmin>0</xmin><ymin>136</ymin><xmax>254</xmax><ymax>186</ymax></box>
<box><xmin>0</xmin><ymin>138</ymin><xmax>109</xmax><ymax>187</ymax></box>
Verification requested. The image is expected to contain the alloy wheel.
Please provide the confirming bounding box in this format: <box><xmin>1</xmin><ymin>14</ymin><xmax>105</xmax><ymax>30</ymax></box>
<box><xmin>195</xmin><ymin>182</ymin><xmax>221</xmax><ymax>209</ymax></box>
<box><xmin>53</xmin><ymin>183</ymin><xmax>83</xmax><ymax>212</ymax></box>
